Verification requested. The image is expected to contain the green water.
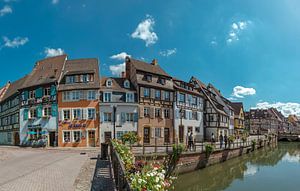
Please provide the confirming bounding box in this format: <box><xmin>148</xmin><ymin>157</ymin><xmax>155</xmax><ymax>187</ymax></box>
<box><xmin>175</xmin><ymin>143</ymin><xmax>300</xmax><ymax>191</ymax></box>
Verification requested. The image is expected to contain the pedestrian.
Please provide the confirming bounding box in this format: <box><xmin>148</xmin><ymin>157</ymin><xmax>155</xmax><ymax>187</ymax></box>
<box><xmin>219</xmin><ymin>133</ymin><xmax>223</xmax><ymax>149</ymax></box>
<box><xmin>224</xmin><ymin>134</ymin><xmax>228</xmax><ymax>149</ymax></box>
<box><xmin>188</xmin><ymin>132</ymin><xmax>193</xmax><ymax>151</ymax></box>
<box><xmin>211</xmin><ymin>133</ymin><xmax>215</xmax><ymax>143</ymax></box>
<box><xmin>187</xmin><ymin>130</ymin><xmax>191</xmax><ymax>149</ymax></box>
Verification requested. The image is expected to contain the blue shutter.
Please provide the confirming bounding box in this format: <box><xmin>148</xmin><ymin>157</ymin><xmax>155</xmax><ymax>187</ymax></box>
<box><xmin>121</xmin><ymin>112</ymin><xmax>125</xmax><ymax>123</ymax></box>
<box><xmin>51</xmin><ymin>104</ymin><xmax>57</xmax><ymax>117</ymax></box>
<box><xmin>35</xmin><ymin>88</ymin><xmax>43</xmax><ymax>98</ymax></box>
<box><xmin>23</xmin><ymin>91</ymin><xmax>29</xmax><ymax>100</ymax></box>
<box><xmin>50</xmin><ymin>85</ymin><xmax>56</xmax><ymax>96</ymax></box>
<box><xmin>37</xmin><ymin>105</ymin><xmax>42</xmax><ymax>118</ymax></box>
<box><xmin>23</xmin><ymin>109</ymin><xmax>28</xmax><ymax>120</ymax></box>
<box><xmin>134</xmin><ymin>113</ymin><xmax>138</xmax><ymax>122</ymax></box>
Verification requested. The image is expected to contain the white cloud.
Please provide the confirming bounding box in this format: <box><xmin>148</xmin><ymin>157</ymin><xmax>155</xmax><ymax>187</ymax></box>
<box><xmin>159</xmin><ymin>48</ymin><xmax>177</xmax><ymax>57</ymax></box>
<box><xmin>232</xmin><ymin>86</ymin><xmax>256</xmax><ymax>98</ymax></box>
<box><xmin>227</xmin><ymin>20</ymin><xmax>251</xmax><ymax>44</ymax></box>
<box><xmin>0</xmin><ymin>5</ymin><xmax>12</xmax><ymax>16</ymax></box>
<box><xmin>131</xmin><ymin>15</ymin><xmax>158</xmax><ymax>46</ymax></box>
<box><xmin>282</xmin><ymin>153</ymin><xmax>300</xmax><ymax>163</ymax></box>
<box><xmin>110</xmin><ymin>52</ymin><xmax>131</xmax><ymax>60</ymax></box>
<box><xmin>109</xmin><ymin>62</ymin><xmax>125</xmax><ymax>76</ymax></box>
<box><xmin>244</xmin><ymin>163</ymin><xmax>258</xmax><ymax>176</ymax></box>
<box><xmin>253</xmin><ymin>102</ymin><xmax>300</xmax><ymax>117</ymax></box>
<box><xmin>52</xmin><ymin>0</ymin><xmax>59</xmax><ymax>4</ymax></box>
<box><xmin>44</xmin><ymin>47</ymin><xmax>64</xmax><ymax>57</ymax></box>
<box><xmin>2</xmin><ymin>36</ymin><xmax>28</xmax><ymax>48</ymax></box>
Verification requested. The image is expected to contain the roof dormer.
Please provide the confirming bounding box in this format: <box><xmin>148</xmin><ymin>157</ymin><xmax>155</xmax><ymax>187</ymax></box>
<box><xmin>124</xmin><ymin>79</ymin><xmax>130</xmax><ymax>88</ymax></box>
<box><xmin>106</xmin><ymin>78</ymin><xmax>113</xmax><ymax>87</ymax></box>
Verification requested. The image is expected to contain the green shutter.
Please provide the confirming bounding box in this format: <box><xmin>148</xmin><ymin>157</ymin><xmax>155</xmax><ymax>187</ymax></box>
<box><xmin>51</xmin><ymin>104</ymin><xmax>57</xmax><ymax>117</ymax></box>
<box><xmin>23</xmin><ymin>109</ymin><xmax>28</xmax><ymax>120</ymax></box>
<box><xmin>35</xmin><ymin>88</ymin><xmax>43</xmax><ymax>98</ymax></box>
<box><xmin>37</xmin><ymin>105</ymin><xmax>42</xmax><ymax>118</ymax></box>
<box><xmin>50</xmin><ymin>85</ymin><xmax>56</xmax><ymax>96</ymax></box>
<box><xmin>23</xmin><ymin>91</ymin><xmax>29</xmax><ymax>100</ymax></box>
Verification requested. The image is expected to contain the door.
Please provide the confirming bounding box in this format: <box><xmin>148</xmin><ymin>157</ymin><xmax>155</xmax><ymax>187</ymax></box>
<box><xmin>49</xmin><ymin>132</ymin><xmax>55</xmax><ymax>147</ymax></box>
<box><xmin>179</xmin><ymin>125</ymin><xmax>184</xmax><ymax>143</ymax></box>
<box><xmin>104</xmin><ymin>132</ymin><xmax>112</xmax><ymax>143</ymax></box>
<box><xmin>14</xmin><ymin>132</ymin><xmax>20</xmax><ymax>146</ymax></box>
<box><xmin>164</xmin><ymin>128</ymin><xmax>170</xmax><ymax>144</ymax></box>
<box><xmin>88</xmin><ymin>130</ymin><xmax>96</xmax><ymax>147</ymax></box>
<box><xmin>143</xmin><ymin>127</ymin><xmax>150</xmax><ymax>144</ymax></box>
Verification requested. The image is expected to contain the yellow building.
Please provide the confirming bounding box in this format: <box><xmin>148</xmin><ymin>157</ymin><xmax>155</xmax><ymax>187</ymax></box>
<box><xmin>230</xmin><ymin>102</ymin><xmax>245</xmax><ymax>135</ymax></box>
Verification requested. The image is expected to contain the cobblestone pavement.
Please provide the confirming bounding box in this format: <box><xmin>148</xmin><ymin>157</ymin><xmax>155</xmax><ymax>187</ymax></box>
<box><xmin>0</xmin><ymin>147</ymin><xmax>94</xmax><ymax>191</ymax></box>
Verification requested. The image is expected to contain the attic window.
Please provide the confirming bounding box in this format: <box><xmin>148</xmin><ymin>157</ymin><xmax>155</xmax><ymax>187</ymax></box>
<box><xmin>145</xmin><ymin>74</ymin><xmax>152</xmax><ymax>82</ymax></box>
<box><xmin>106</xmin><ymin>79</ymin><xmax>112</xmax><ymax>87</ymax></box>
<box><xmin>158</xmin><ymin>78</ymin><xmax>166</xmax><ymax>85</ymax></box>
<box><xmin>124</xmin><ymin>80</ymin><xmax>130</xmax><ymax>88</ymax></box>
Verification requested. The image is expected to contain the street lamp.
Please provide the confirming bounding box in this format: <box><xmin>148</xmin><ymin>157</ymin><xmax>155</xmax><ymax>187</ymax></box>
<box><xmin>111</xmin><ymin>105</ymin><xmax>117</xmax><ymax>139</ymax></box>
<box><xmin>179</xmin><ymin>108</ymin><xmax>184</xmax><ymax>144</ymax></box>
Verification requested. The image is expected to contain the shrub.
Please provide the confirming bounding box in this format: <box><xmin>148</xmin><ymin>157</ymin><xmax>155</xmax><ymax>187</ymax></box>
<box><xmin>121</xmin><ymin>131</ymin><xmax>140</xmax><ymax>145</ymax></box>
<box><xmin>205</xmin><ymin>144</ymin><xmax>214</xmax><ymax>157</ymax></box>
<box><xmin>251</xmin><ymin>140</ymin><xmax>256</xmax><ymax>150</ymax></box>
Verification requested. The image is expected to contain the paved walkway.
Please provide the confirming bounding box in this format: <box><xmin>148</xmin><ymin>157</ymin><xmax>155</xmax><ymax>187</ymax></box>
<box><xmin>0</xmin><ymin>147</ymin><xmax>90</xmax><ymax>191</ymax></box>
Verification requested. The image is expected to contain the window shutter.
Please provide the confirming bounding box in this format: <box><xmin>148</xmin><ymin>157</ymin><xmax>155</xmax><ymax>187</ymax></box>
<box><xmin>121</xmin><ymin>112</ymin><xmax>125</xmax><ymax>123</ymax></box>
<box><xmin>139</xmin><ymin>106</ymin><xmax>144</xmax><ymax>118</ymax></box>
<box><xmin>50</xmin><ymin>85</ymin><xmax>56</xmax><ymax>96</ymax></box>
<box><xmin>59</xmin><ymin>110</ymin><xmax>63</xmax><ymax>121</ymax></box>
<box><xmin>134</xmin><ymin>113</ymin><xmax>138</xmax><ymax>122</ymax></box>
<box><xmin>23</xmin><ymin>108</ymin><xmax>28</xmax><ymax>120</ymax></box>
<box><xmin>150</xmin><ymin>107</ymin><xmax>154</xmax><ymax>119</ymax></box>
<box><xmin>37</xmin><ymin>105</ymin><xmax>42</xmax><ymax>118</ymax></box>
<box><xmin>161</xmin><ymin>128</ymin><xmax>164</xmax><ymax>138</ymax></box>
<box><xmin>150</xmin><ymin>89</ymin><xmax>155</xmax><ymax>99</ymax></box>
<box><xmin>170</xmin><ymin>109</ymin><xmax>173</xmax><ymax>119</ymax></box>
<box><xmin>82</xmin><ymin>109</ymin><xmax>87</xmax><ymax>120</ymax></box>
<box><xmin>160</xmin><ymin>109</ymin><xmax>164</xmax><ymax>119</ymax></box>
<box><xmin>51</xmin><ymin>104</ymin><xmax>57</xmax><ymax>117</ymax></box>
<box><xmin>35</xmin><ymin>88</ymin><xmax>43</xmax><ymax>98</ymax></box>
<box><xmin>161</xmin><ymin>90</ymin><xmax>165</xmax><ymax>100</ymax></box>
<box><xmin>170</xmin><ymin>92</ymin><xmax>173</xmax><ymax>102</ymax></box>
<box><xmin>23</xmin><ymin>91</ymin><xmax>29</xmax><ymax>100</ymax></box>
<box><xmin>151</xmin><ymin>128</ymin><xmax>155</xmax><ymax>138</ymax></box>
<box><xmin>100</xmin><ymin>112</ymin><xmax>104</xmax><ymax>122</ymax></box>
<box><xmin>140</xmin><ymin>87</ymin><xmax>144</xmax><ymax>98</ymax></box>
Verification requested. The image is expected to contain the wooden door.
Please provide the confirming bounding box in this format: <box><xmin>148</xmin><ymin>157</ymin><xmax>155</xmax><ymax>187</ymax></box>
<box><xmin>164</xmin><ymin>128</ymin><xmax>170</xmax><ymax>143</ymax></box>
<box><xmin>14</xmin><ymin>132</ymin><xmax>20</xmax><ymax>146</ymax></box>
<box><xmin>143</xmin><ymin>127</ymin><xmax>150</xmax><ymax>144</ymax></box>
<box><xmin>88</xmin><ymin>130</ymin><xmax>96</xmax><ymax>147</ymax></box>
<box><xmin>179</xmin><ymin>125</ymin><xmax>184</xmax><ymax>143</ymax></box>
<box><xmin>104</xmin><ymin>132</ymin><xmax>112</xmax><ymax>143</ymax></box>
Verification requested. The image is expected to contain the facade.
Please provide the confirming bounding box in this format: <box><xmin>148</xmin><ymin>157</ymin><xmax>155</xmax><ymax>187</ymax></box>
<box><xmin>173</xmin><ymin>78</ymin><xmax>204</xmax><ymax>144</ymax></box>
<box><xmin>229</xmin><ymin>102</ymin><xmax>245</xmax><ymax>135</ymax></box>
<box><xmin>57</xmin><ymin>58</ymin><xmax>100</xmax><ymax>147</ymax></box>
<box><xmin>190</xmin><ymin>77</ymin><xmax>229</xmax><ymax>141</ymax></box>
<box><xmin>99</xmin><ymin>76</ymin><xmax>138</xmax><ymax>143</ymax></box>
<box><xmin>126</xmin><ymin>57</ymin><xmax>174</xmax><ymax>145</ymax></box>
<box><xmin>19</xmin><ymin>55</ymin><xmax>67</xmax><ymax>146</ymax></box>
<box><xmin>0</xmin><ymin>77</ymin><xmax>26</xmax><ymax>145</ymax></box>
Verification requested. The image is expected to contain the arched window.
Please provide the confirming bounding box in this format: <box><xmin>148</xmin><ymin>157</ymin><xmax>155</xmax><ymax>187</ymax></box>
<box><xmin>124</xmin><ymin>80</ymin><xmax>130</xmax><ymax>88</ymax></box>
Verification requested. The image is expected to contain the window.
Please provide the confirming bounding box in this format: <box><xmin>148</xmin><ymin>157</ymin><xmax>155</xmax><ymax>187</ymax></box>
<box><xmin>155</xmin><ymin>128</ymin><xmax>161</xmax><ymax>138</ymax></box>
<box><xmin>72</xmin><ymin>91</ymin><xmax>80</xmax><ymax>100</ymax></box>
<box><xmin>106</xmin><ymin>79</ymin><xmax>112</xmax><ymax>87</ymax></box>
<box><xmin>88</xmin><ymin>90</ymin><xmax>96</xmax><ymax>100</ymax></box>
<box><xmin>29</xmin><ymin>108</ymin><xmax>37</xmax><ymax>118</ymax></box>
<box><xmin>155</xmin><ymin>90</ymin><xmax>161</xmax><ymax>100</ymax></box>
<box><xmin>144</xmin><ymin>88</ymin><xmax>150</xmax><ymax>97</ymax></box>
<box><xmin>83</xmin><ymin>74</ymin><xmax>88</xmax><ymax>83</ymax></box>
<box><xmin>66</xmin><ymin>76</ymin><xmax>75</xmax><ymax>84</ymax></box>
<box><xmin>126</xmin><ymin>113</ymin><xmax>134</xmax><ymax>122</ymax></box>
<box><xmin>73</xmin><ymin>131</ymin><xmax>81</xmax><ymax>142</ymax></box>
<box><xmin>63</xmin><ymin>91</ymin><xmax>71</xmax><ymax>101</ymax></box>
<box><xmin>63</xmin><ymin>131</ymin><xmax>71</xmax><ymax>142</ymax></box>
<box><xmin>164</xmin><ymin>91</ymin><xmax>170</xmax><ymax>101</ymax></box>
<box><xmin>124</xmin><ymin>80</ymin><xmax>130</xmax><ymax>88</ymax></box>
<box><xmin>179</xmin><ymin>93</ymin><xmax>185</xmax><ymax>102</ymax></box>
<box><xmin>144</xmin><ymin>107</ymin><xmax>150</xmax><ymax>117</ymax></box>
<box><xmin>73</xmin><ymin>109</ymin><xmax>81</xmax><ymax>120</ymax></box>
<box><xmin>44</xmin><ymin>88</ymin><xmax>50</xmax><ymax>97</ymax></box>
<box><xmin>145</xmin><ymin>75</ymin><xmax>152</xmax><ymax>82</ymax></box>
<box><xmin>104</xmin><ymin>112</ymin><xmax>112</xmax><ymax>122</ymax></box>
<box><xmin>155</xmin><ymin>108</ymin><xmax>161</xmax><ymax>118</ymax></box>
<box><xmin>29</xmin><ymin>90</ymin><xmax>35</xmax><ymax>99</ymax></box>
<box><xmin>192</xmin><ymin>112</ymin><xmax>198</xmax><ymax>120</ymax></box>
<box><xmin>63</xmin><ymin>110</ymin><xmax>71</xmax><ymax>120</ymax></box>
<box><xmin>164</xmin><ymin>109</ymin><xmax>170</xmax><ymax>118</ymax></box>
<box><xmin>192</xmin><ymin>96</ymin><xmax>197</xmax><ymax>105</ymax></box>
<box><xmin>159</xmin><ymin>78</ymin><xmax>166</xmax><ymax>85</ymax></box>
<box><xmin>195</xmin><ymin>127</ymin><xmax>200</xmax><ymax>133</ymax></box>
<box><xmin>43</xmin><ymin>107</ymin><xmax>51</xmax><ymax>117</ymax></box>
<box><xmin>117</xmin><ymin>131</ymin><xmax>124</xmax><ymax>140</ymax></box>
<box><xmin>103</xmin><ymin>92</ymin><xmax>111</xmax><ymax>102</ymax></box>
<box><xmin>126</xmin><ymin>93</ymin><xmax>134</xmax><ymax>103</ymax></box>
<box><xmin>88</xmin><ymin>108</ymin><xmax>96</xmax><ymax>120</ymax></box>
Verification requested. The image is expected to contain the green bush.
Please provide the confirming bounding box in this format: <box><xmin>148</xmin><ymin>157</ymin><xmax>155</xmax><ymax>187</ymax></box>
<box><xmin>205</xmin><ymin>144</ymin><xmax>214</xmax><ymax>157</ymax></box>
<box><xmin>121</xmin><ymin>132</ymin><xmax>140</xmax><ymax>145</ymax></box>
<box><xmin>251</xmin><ymin>140</ymin><xmax>256</xmax><ymax>150</ymax></box>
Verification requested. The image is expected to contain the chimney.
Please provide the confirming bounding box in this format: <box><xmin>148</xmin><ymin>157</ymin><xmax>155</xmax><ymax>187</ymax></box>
<box><xmin>151</xmin><ymin>59</ymin><xmax>158</xmax><ymax>66</ymax></box>
<box><xmin>121</xmin><ymin>71</ymin><xmax>126</xmax><ymax>78</ymax></box>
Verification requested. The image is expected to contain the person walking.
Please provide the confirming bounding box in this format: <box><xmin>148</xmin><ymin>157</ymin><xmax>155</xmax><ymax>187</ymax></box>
<box><xmin>187</xmin><ymin>130</ymin><xmax>191</xmax><ymax>149</ymax></box>
<box><xmin>224</xmin><ymin>134</ymin><xmax>228</xmax><ymax>149</ymax></box>
<box><xmin>188</xmin><ymin>132</ymin><xmax>193</xmax><ymax>151</ymax></box>
<box><xmin>219</xmin><ymin>133</ymin><xmax>224</xmax><ymax>149</ymax></box>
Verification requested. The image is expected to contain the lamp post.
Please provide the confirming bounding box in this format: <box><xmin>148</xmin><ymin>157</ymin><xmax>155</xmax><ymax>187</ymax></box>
<box><xmin>179</xmin><ymin>108</ymin><xmax>183</xmax><ymax>144</ymax></box>
<box><xmin>112</xmin><ymin>105</ymin><xmax>117</xmax><ymax>139</ymax></box>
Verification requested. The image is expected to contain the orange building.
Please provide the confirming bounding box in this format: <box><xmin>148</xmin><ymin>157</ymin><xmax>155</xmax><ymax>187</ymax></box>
<box><xmin>57</xmin><ymin>58</ymin><xmax>100</xmax><ymax>147</ymax></box>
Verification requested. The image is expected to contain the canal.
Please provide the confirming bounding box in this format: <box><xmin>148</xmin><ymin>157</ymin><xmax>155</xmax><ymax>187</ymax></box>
<box><xmin>175</xmin><ymin>142</ymin><xmax>300</xmax><ymax>191</ymax></box>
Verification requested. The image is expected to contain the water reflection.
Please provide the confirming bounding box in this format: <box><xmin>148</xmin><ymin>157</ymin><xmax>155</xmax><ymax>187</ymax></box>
<box><xmin>175</xmin><ymin>143</ymin><xmax>300</xmax><ymax>191</ymax></box>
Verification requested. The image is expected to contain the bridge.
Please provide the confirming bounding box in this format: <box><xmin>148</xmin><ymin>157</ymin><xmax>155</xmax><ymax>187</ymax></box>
<box><xmin>278</xmin><ymin>134</ymin><xmax>300</xmax><ymax>142</ymax></box>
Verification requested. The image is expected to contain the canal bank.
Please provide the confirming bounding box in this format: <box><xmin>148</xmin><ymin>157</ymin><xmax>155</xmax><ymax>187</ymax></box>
<box><xmin>175</xmin><ymin>142</ymin><xmax>300</xmax><ymax>191</ymax></box>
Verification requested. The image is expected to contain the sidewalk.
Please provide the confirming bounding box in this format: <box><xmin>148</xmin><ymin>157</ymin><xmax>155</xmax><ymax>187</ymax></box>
<box><xmin>0</xmin><ymin>145</ymin><xmax>100</xmax><ymax>152</ymax></box>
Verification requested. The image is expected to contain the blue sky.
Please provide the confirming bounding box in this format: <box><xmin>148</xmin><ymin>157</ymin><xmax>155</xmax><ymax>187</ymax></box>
<box><xmin>1</xmin><ymin>0</ymin><xmax>300</xmax><ymax>116</ymax></box>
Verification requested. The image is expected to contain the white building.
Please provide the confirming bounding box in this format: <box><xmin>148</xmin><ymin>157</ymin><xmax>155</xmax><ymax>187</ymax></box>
<box><xmin>173</xmin><ymin>78</ymin><xmax>204</xmax><ymax>144</ymax></box>
<box><xmin>100</xmin><ymin>77</ymin><xmax>138</xmax><ymax>143</ymax></box>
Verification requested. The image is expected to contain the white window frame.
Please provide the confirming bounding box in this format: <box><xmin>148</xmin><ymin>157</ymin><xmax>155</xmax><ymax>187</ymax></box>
<box><xmin>72</xmin><ymin>130</ymin><xmax>82</xmax><ymax>143</ymax></box>
<box><xmin>87</xmin><ymin>108</ymin><xmax>96</xmax><ymax>120</ymax></box>
<box><xmin>87</xmin><ymin>90</ymin><xmax>96</xmax><ymax>100</ymax></box>
<box><xmin>103</xmin><ymin>92</ymin><xmax>112</xmax><ymax>102</ymax></box>
<box><xmin>63</xmin><ymin>109</ymin><xmax>71</xmax><ymax>120</ymax></box>
<box><xmin>126</xmin><ymin>92</ymin><xmax>134</xmax><ymax>103</ymax></box>
<box><xmin>106</xmin><ymin>79</ymin><xmax>112</xmax><ymax>87</ymax></box>
<box><xmin>63</xmin><ymin>131</ymin><xmax>71</xmax><ymax>143</ymax></box>
<box><xmin>73</xmin><ymin>109</ymin><xmax>82</xmax><ymax>120</ymax></box>
<box><xmin>155</xmin><ymin>128</ymin><xmax>161</xmax><ymax>138</ymax></box>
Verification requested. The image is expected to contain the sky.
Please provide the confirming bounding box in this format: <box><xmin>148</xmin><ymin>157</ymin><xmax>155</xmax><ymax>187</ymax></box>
<box><xmin>1</xmin><ymin>0</ymin><xmax>300</xmax><ymax>116</ymax></box>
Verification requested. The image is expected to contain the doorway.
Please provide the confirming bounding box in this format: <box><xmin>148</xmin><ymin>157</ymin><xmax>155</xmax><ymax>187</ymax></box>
<box><xmin>88</xmin><ymin>130</ymin><xmax>96</xmax><ymax>147</ymax></box>
<box><xmin>104</xmin><ymin>132</ymin><xmax>112</xmax><ymax>143</ymax></box>
<box><xmin>14</xmin><ymin>132</ymin><xmax>20</xmax><ymax>146</ymax></box>
<box><xmin>49</xmin><ymin>132</ymin><xmax>55</xmax><ymax>147</ymax></box>
<box><xmin>164</xmin><ymin>128</ymin><xmax>170</xmax><ymax>144</ymax></box>
<box><xmin>179</xmin><ymin>125</ymin><xmax>184</xmax><ymax>143</ymax></box>
<box><xmin>143</xmin><ymin>127</ymin><xmax>150</xmax><ymax>144</ymax></box>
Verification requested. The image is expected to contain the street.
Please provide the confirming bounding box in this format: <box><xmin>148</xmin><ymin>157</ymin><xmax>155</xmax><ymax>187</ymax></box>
<box><xmin>0</xmin><ymin>147</ymin><xmax>94</xmax><ymax>191</ymax></box>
